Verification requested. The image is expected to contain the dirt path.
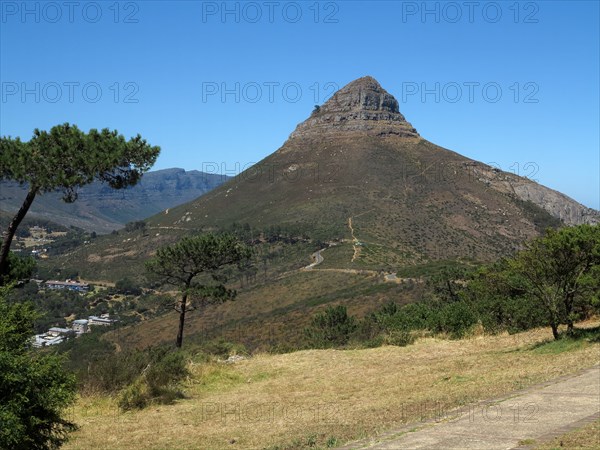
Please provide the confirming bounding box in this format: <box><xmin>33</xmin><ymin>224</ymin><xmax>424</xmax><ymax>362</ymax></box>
<box><xmin>302</xmin><ymin>249</ymin><xmax>325</xmax><ymax>270</ymax></box>
<box><xmin>340</xmin><ymin>365</ymin><xmax>600</xmax><ymax>449</ymax></box>
<box><xmin>348</xmin><ymin>217</ymin><xmax>361</xmax><ymax>262</ymax></box>
<box><xmin>300</xmin><ymin>248</ymin><xmax>380</xmax><ymax>276</ymax></box>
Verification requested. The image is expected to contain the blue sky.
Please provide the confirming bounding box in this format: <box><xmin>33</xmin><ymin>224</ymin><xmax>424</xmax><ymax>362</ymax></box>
<box><xmin>1</xmin><ymin>1</ymin><xmax>598</xmax><ymax>208</ymax></box>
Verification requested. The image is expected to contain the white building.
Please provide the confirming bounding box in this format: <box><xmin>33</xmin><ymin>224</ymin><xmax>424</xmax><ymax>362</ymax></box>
<box><xmin>88</xmin><ymin>315</ymin><xmax>117</xmax><ymax>327</ymax></box>
<box><xmin>72</xmin><ymin>319</ymin><xmax>89</xmax><ymax>334</ymax></box>
<box><xmin>45</xmin><ymin>279</ymin><xmax>90</xmax><ymax>293</ymax></box>
<box><xmin>32</xmin><ymin>328</ymin><xmax>73</xmax><ymax>348</ymax></box>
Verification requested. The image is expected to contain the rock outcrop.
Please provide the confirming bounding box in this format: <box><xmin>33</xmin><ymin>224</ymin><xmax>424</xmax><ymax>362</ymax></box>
<box><xmin>290</xmin><ymin>76</ymin><xmax>420</xmax><ymax>139</ymax></box>
<box><xmin>460</xmin><ymin>160</ymin><xmax>599</xmax><ymax>226</ymax></box>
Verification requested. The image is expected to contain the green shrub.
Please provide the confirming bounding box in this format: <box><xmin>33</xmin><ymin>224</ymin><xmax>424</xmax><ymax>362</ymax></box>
<box><xmin>381</xmin><ymin>329</ymin><xmax>415</xmax><ymax>347</ymax></box>
<box><xmin>0</xmin><ymin>290</ymin><xmax>77</xmax><ymax>449</ymax></box>
<box><xmin>200</xmin><ymin>338</ymin><xmax>247</xmax><ymax>358</ymax></box>
<box><xmin>463</xmin><ymin>263</ymin><xmax>550</xmax><ymax>334</ymax></box>
<box><xmin>384</xmin><ymin>302</ymin><xmax>433</xmax><ymax>331</ymax></box>
<box><xmin>118</xmin><ymin>379</ymin><xmax>149</xmax><ymax>411</ymax></box>
<box><xmin>115</xmin><ymin>277</ymin><xmax>142</xmax><ymax>296</ymax></box>
<box><xmin>304</xmin><ymin>305</ymin><xmax>357</xmax><ymax>348</ymax></box>
<box><xmin>429</xmin><ymin>301</ymin><xmax>478</xmax><ymax>339</ymax></box>
<box><xmin>115</xmin><ymin>346</ymin><xmax>188</xmax><ymax>411</ymax></box>
<box><xmin>124</xmin><ymin>220</ymin><xmax>147</xmax><ymax>232</ymax></box>
<box><xmin>145</xmin><ymin>348</ymin><xmax>188</xmax><ymax>395</ymax></box>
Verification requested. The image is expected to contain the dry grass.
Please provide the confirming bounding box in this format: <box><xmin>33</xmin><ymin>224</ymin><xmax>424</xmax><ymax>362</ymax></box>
<box><xmin>535</xmin><ymin>420</ymin><xmax>600</xmax><ymax>449</ymax></box>
<box><xmin>64</xmin><ymin>321</ymin><xmax>600</xmax><ymax>450</ymax></box>
<box><xmin>104</xmin><ymin>270</ymin><xmax>411</xmax><ymax>352</ymax></box>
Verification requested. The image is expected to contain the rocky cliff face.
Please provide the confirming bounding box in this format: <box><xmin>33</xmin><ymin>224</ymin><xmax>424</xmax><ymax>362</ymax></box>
<box><xmin>511</xmin><ymin>182</ymin><xmax>599</xmax><ymax>226</ymax></box>
<box><xmin>290</xmin><ymin>76</ymin><xmax>420</xmax><ymax>140</ymax></box>
<box><xmin>461</xmin><ymin>160</ymin><xmax>599</xmax><ymax>226</ymax></box>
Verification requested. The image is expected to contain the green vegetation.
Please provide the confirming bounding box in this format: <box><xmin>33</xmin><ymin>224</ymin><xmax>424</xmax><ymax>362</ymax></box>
<box><xmin>0</xmin><ymin>287</ymin><xmax>77</xmax><ymax>449</ymax></box>
<box><xmin>514</xmin><ymin>198</ymin><xmax>563</xmax><ymax>232</ymax></box>
<box><xmin>304</xmin><ymin>305</ymin><xmax>357</xmax><ymax>348</ymax></box>
<box><xmin>117</xmin><ymin>348</ymin><xmax>188</xmax><ymax>411</ymax></box>
<box><xmin>115</xmin><ymin>277</ymin><xmax>143</xmax><ymax>296</ymax></box>
<box><xmin>3</xmin><ymin>252</ymin><xmax>35</xmax><ymax>283</ymax></box>
<box><xmin>0</xmin><ymin>123</ymin><xmax>160</xmax><ymax>281</ymax></box>
<box><xmin>124</xmin><ymin>220</ymin><xmax>147</xmax><ymax>232</ymax></box>
<box><xmin>509</xmin><ymin>224</ymin><xmax>599</xmax><ymax>339</ymax></box>
<box><xmin>146</xmin><ymin>233</ymin><xmax>252</xmax><ymax>348</ymax></box>
<box><xmin>297</xmin><ymin>225</ymin><xmax>600</xmax><ymax>350</ymax></box>
<box><xmin>56</xmin><ymin>332</ymin><xmax>188</xmax><ymax>410</ymax></box>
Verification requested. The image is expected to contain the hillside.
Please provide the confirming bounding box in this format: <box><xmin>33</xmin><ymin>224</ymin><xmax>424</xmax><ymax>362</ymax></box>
<box><xmin>0</xmin><ymin>209</ymin><xmax>71</xmax><ymax>234</ymax></box>
<box><xmin>49</xmin><ymin>76</ymin><xmax>598</xmax><ymax>279</ymax></box>
<box><xmin>148</xmin><ymin>76</ymin><xmax>596</xmax><ymax>263</ymax></box>
<box><xmin>0</xmin><ymin>168</ymin><xmax>229</xmax><ymax>233</ymax></box>
<box><xmin>37</xmin><ymin>76</ymin><xmax>599</xmax><ymax>352</ymax></box>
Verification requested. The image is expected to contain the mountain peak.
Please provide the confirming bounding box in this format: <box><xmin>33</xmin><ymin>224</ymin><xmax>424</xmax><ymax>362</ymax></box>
<box><xmin>321</xmin><ymin>75</ymin><xmax>399</xmax><ymax>114</ymax></box>
<box><xmin>289</xmin><ymin>76</ymin><xmax>419</xmax><ymax>140</ymax></box>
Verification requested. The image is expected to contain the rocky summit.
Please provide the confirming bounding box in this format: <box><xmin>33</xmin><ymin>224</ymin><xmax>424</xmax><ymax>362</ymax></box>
<box><xmin>290</xmin><ymin>76</ymin><xmax>420</xmax><ymax>140</ymax></box>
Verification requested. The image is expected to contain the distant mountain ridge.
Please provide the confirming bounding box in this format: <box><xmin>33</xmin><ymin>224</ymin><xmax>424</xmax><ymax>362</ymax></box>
<box><xmin>0</xmin><ymin>168</ymin><xmax>229</xmax><ymax>233</ymax></box>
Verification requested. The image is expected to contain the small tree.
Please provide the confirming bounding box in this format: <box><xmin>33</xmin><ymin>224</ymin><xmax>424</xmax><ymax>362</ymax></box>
<box><xmin>305</xmin><ymin>305</ymin><xmax>357</xmax><ymax>348</ymax></box>
<box><xmin>0</xmin><ymin>287</ymin><xmax>77</xmax><ymax>449</ymax></box>
<box><xmin>3</xmin><ymin>253</ymin><xmax>36</xmax><ymax>283</ymax></box>
<box><xmin>0</xmin><ymin>123</ymin><xmax>160</xmax><ymax>280</ymax></box>
<box><xmin>146</xmin><ymin>233</ymin><xmax>252</xmax><ymax>348</ymax></box>
<box><xmin>115</xmin><ymin>277</ymin><xmax>143</xmax><ymax>296</ymax></box>
<box><xmin>509</xmin><ymin>224</ymin><xmax>600</xmax><ymax>339</ymax></box>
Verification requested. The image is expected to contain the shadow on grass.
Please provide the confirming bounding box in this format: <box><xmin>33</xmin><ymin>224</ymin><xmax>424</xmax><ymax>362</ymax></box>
<box><xmin>570</xmin><ymin>325</ymin><xmax>600</xmax><ymax>342</ymax></box>
<box><xmin>528</xmin><ymin>325</ymin><xmax>600</xmax><ymax>354</ymax></box>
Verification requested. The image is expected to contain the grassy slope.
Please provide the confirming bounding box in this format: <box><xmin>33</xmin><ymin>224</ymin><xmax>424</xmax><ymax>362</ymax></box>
<box><xmin>104</xmin><ymin>269</ymin><xmax>424</xmax><ymax>352</ymax></box>
<box><xmin>46</xmin><ymin>135</ymin><xmax>563</xmax><ymax>283</ymax></box>
<box><xmin>64</xmin><ymin>321</ymin><xmax>600</xmax><ymax>450</ymax></box>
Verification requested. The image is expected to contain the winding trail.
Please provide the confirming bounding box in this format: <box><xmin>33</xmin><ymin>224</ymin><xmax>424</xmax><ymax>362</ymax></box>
<box><xmin>348</xmin><ymin>217</ymin><xmax>361</xmax><ymax>263</ymax></box>
<box><xmin>300</xmin><ymin>247</ymin><xmax>391</xmax><ymax>278</ymax></box>
<box><xmin>302</xmin><ymin>249</ymin><xmax>325</xmax><ymax>270</ymax></box>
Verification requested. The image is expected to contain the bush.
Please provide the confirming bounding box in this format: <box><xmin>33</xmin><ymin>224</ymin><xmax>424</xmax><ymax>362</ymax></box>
<box><xmin>304</xmin><ymin>305</ymin><xmax>357</xmax><ymax>348</ymax></box>
<box><xmin>145</xmin><ymin>348</ymin><xmax>188</xmax><ymax>394</ymax></box>
<box><xmin>383</xmin><ymin>302</ymin><xmax>433</xmax><ymax>331</ymax></box>
<box><xmin>380</xmin><ymin>329</ymin><xmax>415</xmax><ymax>347</ymax></box>
<box><xmin>199</xmin><ymin>338</ymin><xmax>247</xmax><ymax>358</ymax></box>
<box><xmin>429</xmin><ymin>301</ymin><xmax>478</xmax><ymax>339</ymax></box>
<box><xmin>115</xmin><ymin>277</ymin><xmax>142</xmax><ymax>296</ymax></box>
<box><xmin>2</xmin><ymin>252</ymin><xmax>35</xmax><ymax>284</ymax></box>
<box><xmin>116</xmin><ymin>347</ymin><xmax>188</xmax><ymax>411</ymax></box>
<box><xmin>463</xmin><ymin>262</ymin><xmax>551</xmax><ymax>335</ymax></box>
<box><xmin>0</xmin><ymin>289</ymin><xmax>77</xmax><ymax>449</ymax></box>
<box><xmin>124</xmin><ymin>221</ymin><xmax>147</xmax><ymax>232</ymax></box>
<box><xmin>118</xmin><ymin>379</ymin><xmax>149</xmax><ymax>411</ymax></box>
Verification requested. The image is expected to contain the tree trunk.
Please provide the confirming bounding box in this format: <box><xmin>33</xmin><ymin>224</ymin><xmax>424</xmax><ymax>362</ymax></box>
<box><xmin>550</xmin><ymin>321</ymin><xmax>560</xmax><ymax>340</ymax></box>
<box><xmin>447</xmin><ymin>280</ymin><xmax>458</xmax><ymax>302</ymax></box>
<box><xmin>0</xmin><ymin>187</ymin><xmax>38</xmax><ymax>279</ymax></box>
<box><xmin>565</xmin><ymin>292</ymin><xmax>575</xmax><ymax>336</ymax></box>
<box><xmin>176</xmin><ymin>292</ymin><xmax>188</xmax><ymax>348</ymax></box>
<box><xmin>566</xmin><ymin>320</ymin><xmax>574</xmax><ymax>336</ymax></box>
